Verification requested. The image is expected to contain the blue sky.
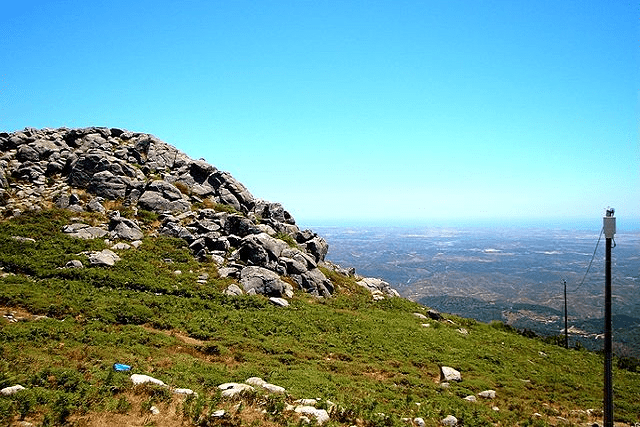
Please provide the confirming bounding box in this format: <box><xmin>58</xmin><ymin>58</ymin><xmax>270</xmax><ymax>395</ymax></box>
<box><xmin>1</xmin><ymin>1</ymin><xmax>638</xmax><ymax>226</ymax></box>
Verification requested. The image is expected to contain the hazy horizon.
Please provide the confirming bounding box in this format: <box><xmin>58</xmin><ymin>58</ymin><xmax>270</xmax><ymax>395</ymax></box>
<box><xmin>300</xmin><ymin>216</ymin><xmax>640</xmax><ymax>233</ymax></box>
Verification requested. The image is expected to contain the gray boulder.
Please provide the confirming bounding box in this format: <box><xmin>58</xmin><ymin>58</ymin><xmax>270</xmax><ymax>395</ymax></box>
<box><xmin>223</xmin><ymin>284</ymin><xmax>244</xmax><ymax>296</ymax></box>
<box><xmin>302</xmin><ymin>236</ymin><xmax>329</xmax><ymax>263</ymax></box>
<box><xmin>109</xmin><ymin>214</ymin><xmax>144</xmax><ymax>241</ymax></box>
<box><xmin>240</xmin><ymin>266</ymin><xmax>293</xmax><ymax>298</ymax></box>
<box><xmin>86</xmin><ymin>197</ymin><xmax>106</xmax><ymax>213</ymax></box>
<box><xmin>159</xmin><ymin>222</ymin><xmax>195</xmax><ymax>242</ymax></box>
<box><xmin>297</xmin><ymin>268</ymin><xmax>333</xmax><ymax>297</ymax></box>
<box><xmin>62</xmin><ymin>223</ymin><xmax>108</xmax><ymax>240</ymax></box>
<box><xmin>357</xmin><ymin>277</ymin><xmax>400</xmax><ymax>298</ymax></box>
<box><xmin>0</xmin><ymin>167</ymin><xmax>8</xmax><ymax>189</ymax></box>
<box><xmin>440</xmin><ymin>366</ymin><xmax>461</xmax><ymax>383</ymax></box>
<box><xmin>139</xmin><ymin>188</ymin><xmax>191</xmax><ymax>213</ymax></box>
<box><xmin>87</xmin><ymin>249</ymin><xmax>120</xmax><ymax>267</ymax></box>
<box><xmin>224</xmin><ymin>214</ymin><xmax>261</xmax><ymax>237</ymax></box>
<box><xmin>441</xmin><ymin>415</ymin><xmax>458</xmax><ymax>426</ymax></box>
<box><xmin>238</xmin><ymin>233</ymin><xmax>289</xmax><ymax>266</ymax></box>
<box><xmin>16</xmin><ymin>145</ymin><xmax>40</xmax><ymax>162</ymax></box>
<box><xmin>278</xmin><ymin>248</ymin><xmax>317</xmax><ymax>275</ymax></box>
<box><xmin>87</xmin><ymin>170</ymin><xmax>129</xmax><ymax>199</ymax></box>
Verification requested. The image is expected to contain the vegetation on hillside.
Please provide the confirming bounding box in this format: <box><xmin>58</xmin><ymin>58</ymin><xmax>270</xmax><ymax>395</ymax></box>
<box><xmin>0</xmin><ymin>209</ymin><xmax>638</xmax><ymax>426</ymax></box>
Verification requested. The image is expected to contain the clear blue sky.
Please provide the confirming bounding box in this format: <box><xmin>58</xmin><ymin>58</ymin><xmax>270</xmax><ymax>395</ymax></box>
<box><xmin>1</xmin><ymin>1</ymin><xmax>638</xmax><ymax>226</ymax></box>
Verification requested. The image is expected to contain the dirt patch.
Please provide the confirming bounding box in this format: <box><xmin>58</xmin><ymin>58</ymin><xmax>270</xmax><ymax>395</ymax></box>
<box><xmin>0</xmin><ymin>306</ymin><xmax>48</xmax><ymax>323</ymax></box>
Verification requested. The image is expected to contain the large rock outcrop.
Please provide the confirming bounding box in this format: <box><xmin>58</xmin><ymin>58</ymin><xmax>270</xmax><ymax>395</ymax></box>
<box><xmin>0</xmin><ymin>127</ymin><xmax>347</xmax><ymax>299</ymax></box>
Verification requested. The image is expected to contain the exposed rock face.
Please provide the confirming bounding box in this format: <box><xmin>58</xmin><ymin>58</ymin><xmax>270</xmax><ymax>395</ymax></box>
<box><xmin>0</xmin><ymin>127</ymin><xmax>362</xmax><ymax>299</ymax></box>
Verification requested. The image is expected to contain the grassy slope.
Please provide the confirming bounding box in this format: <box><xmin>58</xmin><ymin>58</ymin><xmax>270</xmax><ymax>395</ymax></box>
<box><xmin>0</xmin><ymin>209</ymin><xmax>638</xmax><ymax>426</ymax></box>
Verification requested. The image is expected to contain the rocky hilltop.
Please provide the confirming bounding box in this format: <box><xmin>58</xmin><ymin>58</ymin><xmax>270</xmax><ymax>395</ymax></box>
<box><xmin>0</xmin><ymin>127</ymin><xmax>399</xmax><ymax>301</ymax></box>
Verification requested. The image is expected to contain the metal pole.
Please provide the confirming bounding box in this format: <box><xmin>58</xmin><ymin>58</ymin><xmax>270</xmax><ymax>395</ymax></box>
<box><xmin>563</xmin><ymin>279</ymin><xmax>568</xmax><ymax>349</ymax></box>
<box><xmin>603</xmin><ymin>208</ymin><xmax>616</xmax><ymax>427</ymax></box>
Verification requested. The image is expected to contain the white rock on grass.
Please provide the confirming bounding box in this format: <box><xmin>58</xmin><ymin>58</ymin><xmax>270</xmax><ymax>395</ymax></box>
<box><xmin>464</xmin><ymin>395</ymin><xmax>477</xmax><ymax>402</ymax></box>
<box><xmin>245</xmin><ymin>377</ymin><xmax>267</xmax><ymax>387</ymax></box>
<box><xmin>130</xmin><ymin>374</ymin><xmax>165</xmax><ymax>387</ymax></box>
<box><xmin>269</xmin><ymin>297</ymin><xmax>290</xmax><ymax>307</ymax></box>
<box><xmin>294</xmin><ymin>406</ymin><xmax>330</xmax><ymax>425</ymax></box>
<box><xmin>173</xmin><ymin>388</ymin><xmax>196</xmax><ymax>396</ymax></box>
<box><xmin>219</xmin><ymin>383</ymin><xmax>254</xmax><ymax>398</ymax></box>
<box><xmin>111</xmin><ymin>242</ymin><xmax>131</xmax><ymax>250</ymax></box>
<box><xmin>245</xmin><ymin>377</ymin><xmax>286</xmax><ymax>394</ymax></box>
<box><xmin>1</xmin><ymin>385</ymin><xmax>25</xmax><ymax>395</ymax></box>
<box><xmin>440</xmin><ymin>366</ymin><xmax>461</xmax><ymax>382</ymax></box>
<box><xmin>441</xmin><ymin>415</ymin><xmax>458</xmax><ymax>426</ymax></box>
<box><xmin>478</xmin><ymin>390</ymin><xmax>496</xmax><ymax>399</ymax></box>
<box><xmin>262</xmin><ymin>383</ymin><xmax>286</xmax><ymax>394</ymax></box>
<box><xmin>88</xmin><ymin>249</ymin><xmax>120</xmax><ymax>267</ymax></box>
<box><xmin>414</xmin><ymin>417</ymin><xmax>425</xmax><ymax>427</ymax></box>
<box><xmin>223</xmin><ymin>284</ymin><xmax>244</xmax><ymax>296</ymax></box>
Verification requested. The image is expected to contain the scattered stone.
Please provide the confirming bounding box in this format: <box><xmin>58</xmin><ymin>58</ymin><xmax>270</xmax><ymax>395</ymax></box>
<box><xmin>440</xmin><ymin>366</ymin><xmax>461</xmax><ymax>382</ymax></box>
<box><xmin>262</xmin><ymin>383</ymin><xmax>286</xmax><ymax>394</ymax></box>
<box><xmin>457</xmin><ymin>328</ymin><xmax>468</xmax><ymax>335</ymax></box>
<box><xmin>63</xmin><ymin>223</ymin><xmax>108</xmax><ymax>240</ymax></box>
<box><xmin>294</xmin><ymin>406</ymin><xmax>330</xmax><ymax>425</ymax></box>
<box><xmin>413</xmin><ymin>312</ymin><xmax>428</xmax><ymax>319</ymax></box>
<box><xmin>64</xmin><ymin>260</ymin><xmax>84</xmax><ymax>269</ymax></box>
<box><xmin>211</xmin><ymin>410</ymin><xmax>225</xmax><ymax>418</ymax></box>
<box><xmin>219</xmin><ymin>382</ymin><xmax>254</xmax><ymax>398</ymax></box>
<box><xmin>245</xmin><ymin>377</ymin><xmax>286</xmax><ymax>394</ymax></box>
<box><xmin>245</xmin><ymin>377</ymin><xmax>267</xmax><ymax>387</ymax></box>
<box><xmin>414</xmin><ymin>417</ymin><xmax>425</xmax><ymax>427</ymax></box>
<box><xmin>269</xmin><ymin>297</ymin><xmax>290</xmax><ymax>307</ymax></box>
<box><xmin>464</xmin><ymin>395</ymin><xmax>477</xmax><ymax>402</ymax></box>
<box><xmin>11</xmin><ymin>236</ymin><xmax>35</xmax><ymax>243</ymax></box>
<box><xmin>174</xmin><ymin>388</ymin><xmax>196</xmax><ymax>396</ymax></box>
<box><xmin>441</xmin><ymin>415</ymin><xmax>458</xmax><ymax>426</ymax></box>
<box><xmin>1</xmin><ymin>384</ymin><xmax>25</xmax><ymax>395</ymax></box>
<box><xmin>130</xmin><ymin>374</ymin><xmax>165</xmax><ymax>387</ymax></box>
<box><xmin>240</xmin><ymin>266</ymin><xmax>293</xmax><ymax>298</ymax></box>
<box><xmin>427</xmin><ymin>309</ymin><xmax>443</xmax><ymax>320</ymax></box>
<box><xmin>150</xmin><ymin>405</ymin><xmax>160</xmax><ymax>415</ymax></box>
<box><xmin>86</xmin><ymin>198</ymin><xmax>106</xmax><ymax>213</ymax></box>
<box><xmin>478</xmin><ymin>390</ymin><xmax>496</xmax><ymax>399</ymax></box>
<box><xmin>87</xmin><ymin>249</ymin><xmax>121</xmax><ymax>267</ymax></box>
<box><xmin>223</xmin><ymin>284</ymin><xmax>244</xmax><ymax>296</ymax></box>
<box><xmin>357</xmin><ymin>277</ymin><xmax>400</xmax><ymax>298</ymax></box>
<box><xmin>111</xmin><ymin>242</ymin><xmax>132</xmax><ymax>250</ymax></box>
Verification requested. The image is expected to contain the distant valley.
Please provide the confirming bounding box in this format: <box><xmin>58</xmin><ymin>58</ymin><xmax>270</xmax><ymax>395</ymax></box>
<box><xmin>313</xmin><ymin>224</ymin><xmax>640</xmax><ymax>357</ymax></box>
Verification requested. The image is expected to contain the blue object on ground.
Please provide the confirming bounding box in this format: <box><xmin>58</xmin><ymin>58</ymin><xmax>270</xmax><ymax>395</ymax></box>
<box><xmin>113</xmin><ymin>363</ymin><xmax>131</xmax><ymax>371</ymax></box>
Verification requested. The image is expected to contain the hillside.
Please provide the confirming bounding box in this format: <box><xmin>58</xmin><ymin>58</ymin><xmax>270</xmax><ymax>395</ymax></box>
<box><xmin>0</xmin><ymin>128</ymin><xmax>639</xmax><ymax>426</ymax></box>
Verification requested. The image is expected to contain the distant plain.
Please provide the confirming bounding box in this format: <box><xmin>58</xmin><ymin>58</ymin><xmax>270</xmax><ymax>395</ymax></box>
<box><xmin>313</xmin><ymin>222</ymin><xmax>640</xmax><ymax>357</ymax></box>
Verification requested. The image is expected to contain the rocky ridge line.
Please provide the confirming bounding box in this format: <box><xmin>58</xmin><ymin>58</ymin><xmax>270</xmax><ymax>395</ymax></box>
<box><xmin>0</xmin><ymin>127</ymin><xmax>399</xmax><ymax>300</ymax></box>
